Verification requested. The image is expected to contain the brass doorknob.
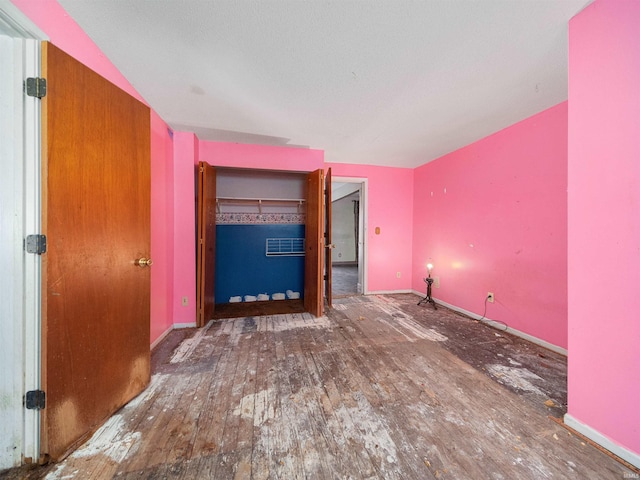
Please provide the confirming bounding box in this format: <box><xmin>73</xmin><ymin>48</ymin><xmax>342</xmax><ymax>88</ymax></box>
<box><xmin>134</xmin><ymin>258</ymin><xmax>153</xmax><ymax>267</ymax></box>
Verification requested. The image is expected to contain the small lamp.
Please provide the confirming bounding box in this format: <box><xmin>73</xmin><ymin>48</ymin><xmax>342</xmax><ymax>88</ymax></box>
<box><xmin>418</xmin><ymin>262</ymin><xmax>437</xmax><ymax>309</ymax></box>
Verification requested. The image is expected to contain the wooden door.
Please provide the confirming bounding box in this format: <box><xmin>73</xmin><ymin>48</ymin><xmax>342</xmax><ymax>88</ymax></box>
<box><xmin>41</xmin><ymin>42</ymin><xmax>151</xmax><ymax>461</ymax></box>
<box><xmin>196</xmin><ymin>162</ymin><xmax>216</xmax><ymax>327</ymax></box>
<box><xmin>324</xmin><ymin>168</ymin><xmax>333</xmax><ymax>307</ymax></box>
<box><xmin>304</xmin><ymin>169</ymin><xmax>324</xmax><ymax>317</ymax></box>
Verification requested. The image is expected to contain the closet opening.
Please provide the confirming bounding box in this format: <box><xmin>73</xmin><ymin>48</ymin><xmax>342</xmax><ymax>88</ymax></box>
<box><xmin>213</xmin><ymin>167</ymin><xmax>306</xmax><ymax>319</ymax></box>
<box><xmin>196</xmin><ymin>165</ymin><xmax>330</xmax><ymax>323</ymax></box>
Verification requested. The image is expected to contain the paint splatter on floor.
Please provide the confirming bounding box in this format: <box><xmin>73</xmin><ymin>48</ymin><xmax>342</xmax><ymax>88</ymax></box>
<box><xmin>486</xmin><ymin>364</ymin><xmax>544</xmax><ymax>395</ymax></box>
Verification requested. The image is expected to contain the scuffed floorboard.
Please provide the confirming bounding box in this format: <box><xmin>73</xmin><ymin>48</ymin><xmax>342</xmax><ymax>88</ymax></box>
<box><xmin>2</xmin><ymin>294</ymin><xmax>634</xmax><ymax>479</ymax></box>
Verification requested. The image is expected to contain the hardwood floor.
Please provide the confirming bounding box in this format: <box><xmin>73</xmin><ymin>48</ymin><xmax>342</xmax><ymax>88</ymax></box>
<box><xmin>3</xmin><ymin>294</ymin><xmax>635</xmax><ymax>479</ymax></box>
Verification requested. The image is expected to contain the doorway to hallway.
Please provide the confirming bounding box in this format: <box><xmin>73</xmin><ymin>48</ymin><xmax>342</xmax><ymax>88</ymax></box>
<box><xmin>331</xmin><ymin>178</ymin><xmax>366</xmax><ymax>298</ymax></box>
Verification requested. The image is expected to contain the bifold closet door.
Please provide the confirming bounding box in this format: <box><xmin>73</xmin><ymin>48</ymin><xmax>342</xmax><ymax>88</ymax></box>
<box><xmin>304</xmin><ymin>168</ymin><xmax>332</xmax><ymax>317</ymax></box>
<box><xmin>325</xmin><ymin>167</ymin><xmax>333</xmax><ymax>307</ymax></box>
<box><xmin>197</xmin><ymin>161</ymin><xmax>216</xmax><ymax>327</ymax></box>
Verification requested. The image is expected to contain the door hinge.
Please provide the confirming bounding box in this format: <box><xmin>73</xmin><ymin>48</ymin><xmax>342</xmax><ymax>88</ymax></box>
<box><xmin>25</xmin><ymin>234</ymin><xmax>47</xmax><ymax>254</ymax></box>
<box><xmin>25</xmin><ymin>390</ymin><xmax>46</xmax><ymax>410</ymax></box>
<box><xmin>25</xmin><ymin>77</ymin><xmax>47</xmax><ymax>98</ymax></box>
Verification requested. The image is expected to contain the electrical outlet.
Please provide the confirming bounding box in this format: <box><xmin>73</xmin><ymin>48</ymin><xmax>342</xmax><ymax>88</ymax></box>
<box><xmin>396</xmin><ymin>272</ymin><xmax>401</xmax><ymax>278</ymax></box>
<box><xmin>182</xmin><ymin>296</ymin><xmax>189</xmax><ymax>306</ymax></box>
<box><xmin>487</xmin><ymin>292</ymin><xmax>495</xmax><ymax>303</ymax></box>
<box><xmin>434</xmin><ymin>276</ymin><xmax>440</xmax><ymax>288</ymax></box>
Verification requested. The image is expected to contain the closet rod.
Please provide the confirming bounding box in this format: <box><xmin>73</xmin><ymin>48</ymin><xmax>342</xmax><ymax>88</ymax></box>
<box><xmin>216</xmin><ymin>196</ymin><xmax>305</xmax><ymax>203</ymax></box>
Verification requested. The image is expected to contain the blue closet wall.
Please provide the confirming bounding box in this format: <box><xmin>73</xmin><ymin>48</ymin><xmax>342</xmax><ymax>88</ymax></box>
<box><xmin>215</xmin><ymin>224</ymin><xmax>305</xmax><ymax>303</ymax></box>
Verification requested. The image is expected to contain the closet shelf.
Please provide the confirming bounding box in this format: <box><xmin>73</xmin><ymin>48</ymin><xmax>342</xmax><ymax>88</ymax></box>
<box><xmin>216</xmin><ymin>197</ymin><xmax>306</xmax><ymax>213</ymax></box>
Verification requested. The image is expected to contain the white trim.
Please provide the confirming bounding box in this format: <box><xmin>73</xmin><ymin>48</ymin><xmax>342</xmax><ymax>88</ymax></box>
<box><xmin>0</xmin><ymin>1</ymin><xmax>47</xmax><ymax>39</ymax></box>
<box><xmin>359</xmin><ymin>179</ymin><xmax>368</xmax><ymax>295</ymax></box>
<box><xmin>368</xmin><ymin>289</ymin><xmax>414</xmax><ymax>295</ymax></box>
<box><xmin>0</xmin><ymin>33</ymin><xmax>25</xmax><ymax>470</ymax></box>
<box><xmin>150</xmin><ymin>328</ymin><xmax>173</xmax><ymax>351</ymax></box>
<box><xmin>0</xmin><ymin>3</ymin><xmax>44</xmax><ymax>466</ymax></box>
<box><xmin>415</xmin><ymin>293</ymin><xmax>568</xmax><ymax>356</ymax></box>
<box><xmin>564</xmin><ymin>414</ymin><xmax>640</xmax><ymax>469</ymax></box>
<box><xmin>21</xmin><ymin>36</ymin><xmax>43</xmax><ymax>466</ymax></box>
<box><xmin>174</xmin><ymin>322</ymin><xmax>197</xmax><ymax>329</ymax></box>
<box><xmin>150</xmin><ymin>322</ymin><xmax>199</xmax><ymax>351</ymax></box>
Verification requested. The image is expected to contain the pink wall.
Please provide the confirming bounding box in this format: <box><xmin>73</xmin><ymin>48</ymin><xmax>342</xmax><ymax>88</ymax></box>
<box><xmin>149</xmin><ymin>112</ymin><xmax>174</xmax><ymax>342</ymax></box>
<box><xmin>12</xmin><ymin>0</ymin><xmax>176</xmax><ymax>345</ymax></box>
<box><xmin>567</xmin><ymin>0</ymin><xmax>640</xmax><ymax>459</ymax></box>
<box><xmin>326</xmin><ymin>163</ymin><xmax>414</xmax><ymax>293</ymax></box>
<box><xmin>171</xmin><ymin>132</ymin><xmax>198</xmax><ymax>324</ymax></box>
<box><xmin>199</xmin><ymin>141</ymin><xmax>324</xmax><ymax>171</ymax></box>
<box><xmin>412</xmin><ymin>103</ymin><xmax>568</xmax><ymax>349</ymax></box>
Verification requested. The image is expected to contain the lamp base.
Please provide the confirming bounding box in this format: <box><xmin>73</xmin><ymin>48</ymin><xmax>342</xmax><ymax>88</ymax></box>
<box><xmin>417</xmin><ymin>276</ymin><xmax>437</xmax><ymax>310</ymax></box>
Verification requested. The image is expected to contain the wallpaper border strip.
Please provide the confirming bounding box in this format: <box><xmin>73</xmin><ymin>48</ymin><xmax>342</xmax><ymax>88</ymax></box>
<box><xmin>216</xmin><ymin>213</ymin><xmax>306</xmax><ymax>225</ymax></box>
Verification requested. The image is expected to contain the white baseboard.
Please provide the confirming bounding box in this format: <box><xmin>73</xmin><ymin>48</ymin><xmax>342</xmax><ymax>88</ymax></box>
<box><xmin>150</xmin><ymin>322</ymin><xmax>197</xmax><ymax>350</ymax></box>
<box><xmin>564</xmin><ymin>414</ymin><xmax>640</xmax><ymax>469</ymax></box>
<box><xmin>150</xmin><ymin>327</ymin><xmax>172</xmax><ymax>351</ymax></box>
<box><xmin>411</xmin><ymin>291</ymin><xmax>567</xmax><ymax>356</ymax></box>
<box><xmin>174</xmin><ymin>322</ymin><xmax>197</xmax><ymax>329</ymax></box>
<box><xmin>366</xmin><ymin>289</ymin><xmax>414</xmax><ymax>295</ymax></box>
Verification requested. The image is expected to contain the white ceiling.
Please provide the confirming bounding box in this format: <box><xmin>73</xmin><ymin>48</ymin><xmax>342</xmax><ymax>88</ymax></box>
<box><xmin>58</xmin><ymin>0</ymin><xmax>589</xmax><ymax>168</ymax></box>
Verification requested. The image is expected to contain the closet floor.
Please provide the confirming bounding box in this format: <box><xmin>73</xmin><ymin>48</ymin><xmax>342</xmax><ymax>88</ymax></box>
<box><xmin>212</xmin><ymin>299</ymin><xmax>305</xmax><ymax>319</ymax></box>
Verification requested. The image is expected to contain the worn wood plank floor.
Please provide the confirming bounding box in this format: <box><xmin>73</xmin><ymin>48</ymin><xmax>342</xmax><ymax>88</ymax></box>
<box><xmin>4</xmin><ymin>294</ymin><xmax>635</xmax><ymax>479</ymax></box>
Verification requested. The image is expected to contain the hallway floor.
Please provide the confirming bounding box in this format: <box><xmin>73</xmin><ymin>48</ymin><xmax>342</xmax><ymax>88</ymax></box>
<box><xmin>3</xmin><ymin>294</ymin><xmax>634</xmax><ymax>479</ymax></box>
<box><xmin>332</xmin><ymin>263</ymin><xmax>358</xmax><ymax>297</ymax></box>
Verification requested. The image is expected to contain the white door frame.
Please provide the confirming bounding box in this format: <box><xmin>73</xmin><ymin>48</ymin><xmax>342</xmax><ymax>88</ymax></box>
<box><xmin>0</xmin><ymin>0</ymin><xmax>46</xmax><ymax>468</ymax></box>
<box><xmin>332</xmin><ymin>176</ymin><xmax>368</xmax><ymax>295</ymax></box>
